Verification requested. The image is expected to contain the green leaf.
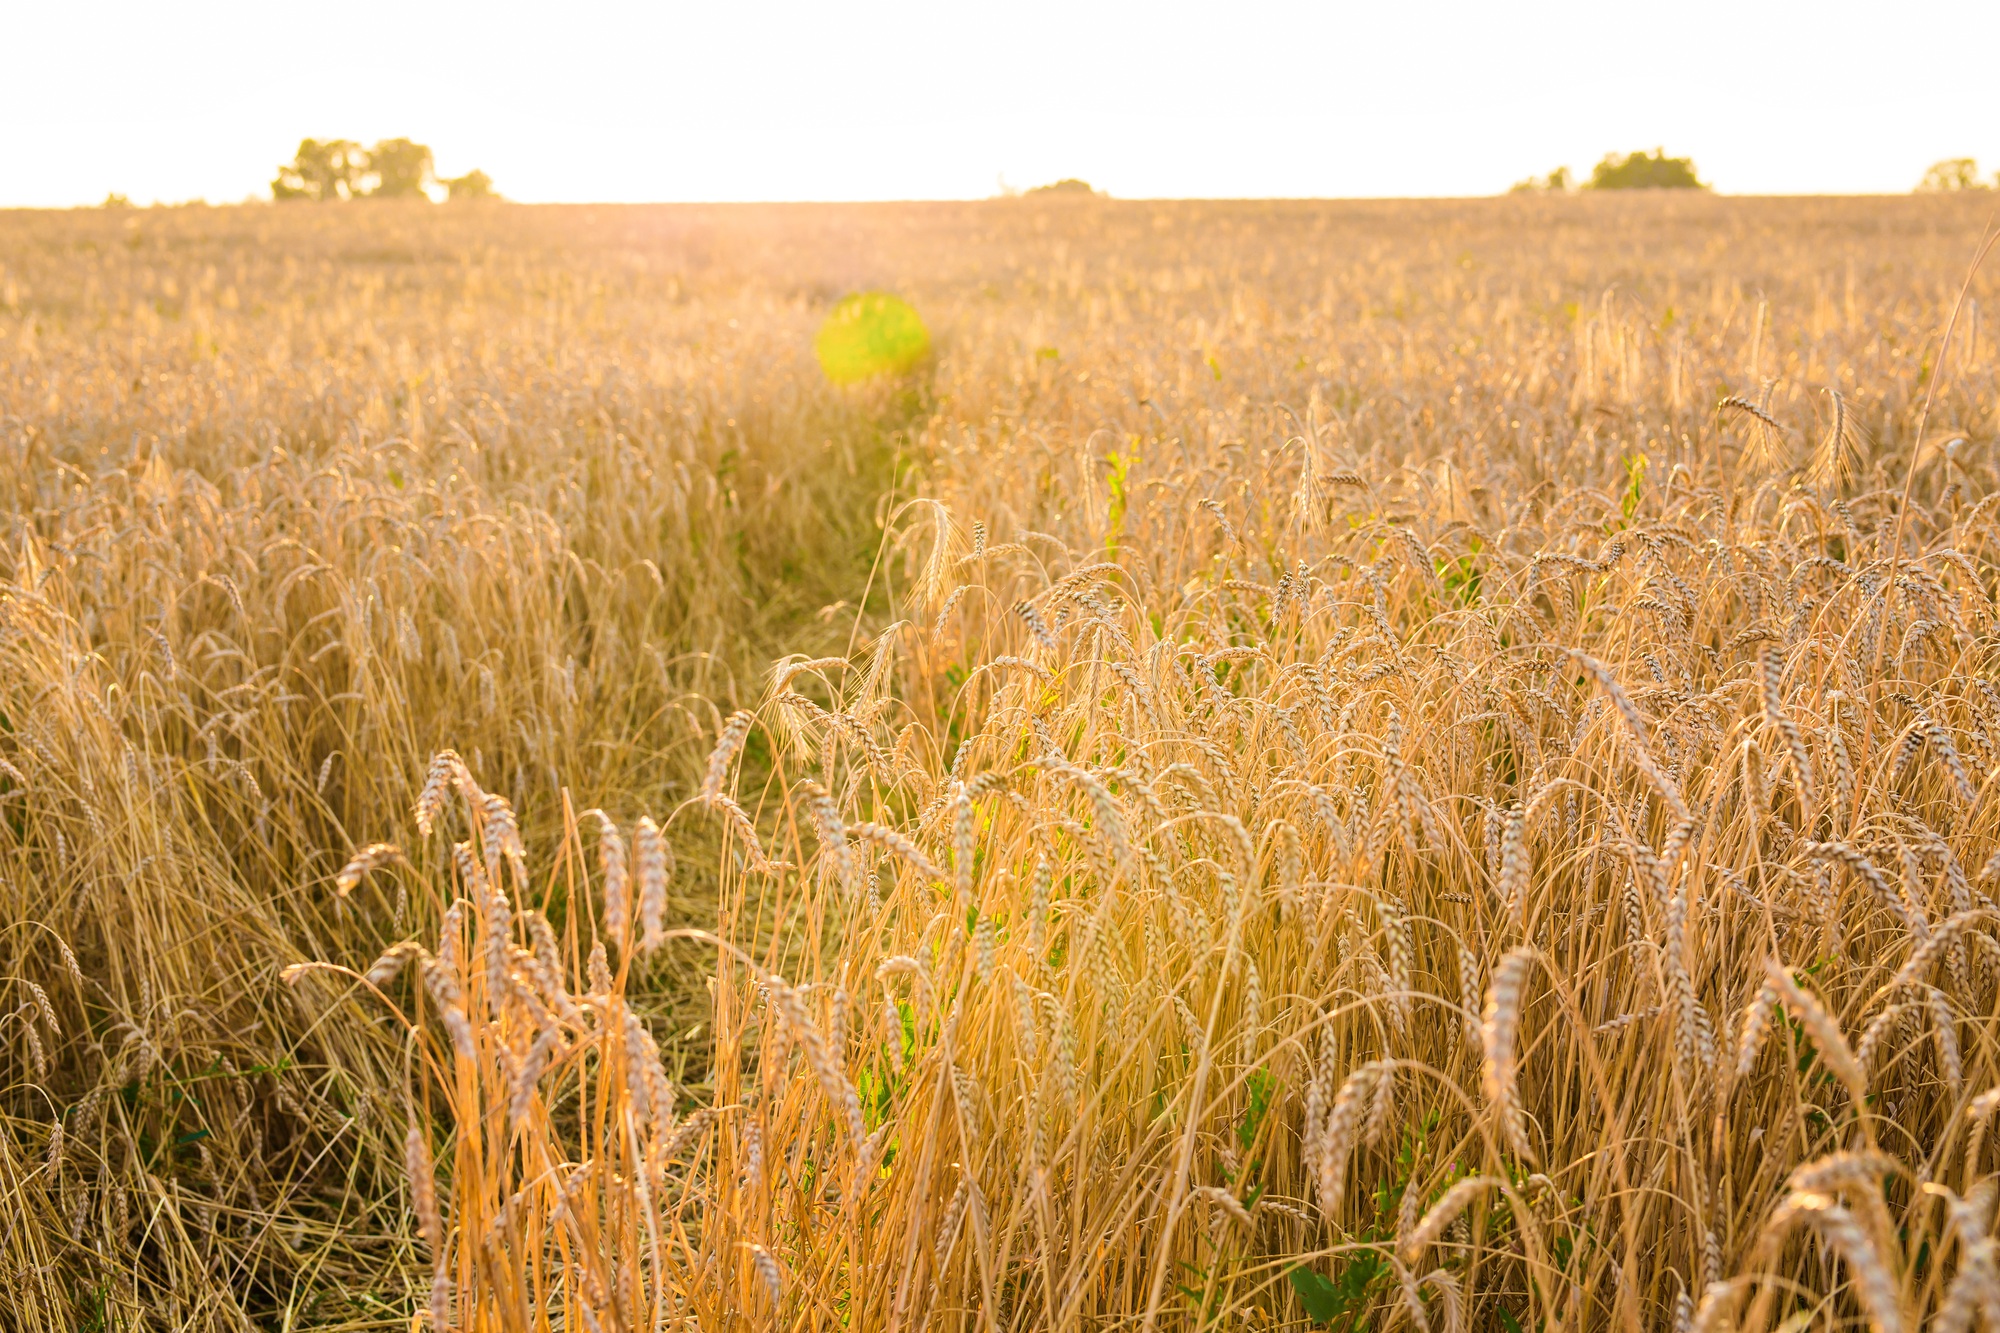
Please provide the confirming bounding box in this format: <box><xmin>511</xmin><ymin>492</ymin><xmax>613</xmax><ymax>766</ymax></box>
<box><xmin>1620</xmin><ymin>452</ymin><xmax>1648</xmax><ymax>523</ymax></box>
<box><xmin>1290</xmin><ymin>1252</ymin><xmax>1385</xmax><ymax>1330</ymax></box>
<box><xmin>1289</xmin><ymin>1266</ymin><xmax>1347</xmax><ymax>1325</ymax></box>
<box><xmin>1236</xmin><ymin>1068</ymin><xmax>1276</xmax><ymax>1152</ymax></box>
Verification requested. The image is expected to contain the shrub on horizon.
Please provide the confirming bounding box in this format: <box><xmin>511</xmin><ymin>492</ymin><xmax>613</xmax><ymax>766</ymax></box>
<box><xmin>1916</xmin><ymin>158</ymin><xmax>1992</xmax><ymax>192</ymax></box>
<box><xmin>1584</xmin><ymin>148</ymin><xmax>1706</xmax><ymax>190</ymax></box>
<box><xmin>1509</xmin><ymin>166</ymin><xmax>1574</xmax><ymax>193</ymax></box>
<box><xmin>1026</xmin><ymin>178</ymin><xmax>1099</xmax><ymax>196</ymax></box>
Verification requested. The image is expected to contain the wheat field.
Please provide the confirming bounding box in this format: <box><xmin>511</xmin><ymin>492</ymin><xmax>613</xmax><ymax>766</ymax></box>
<box><xmin>2</xmin><ymin>193</ymin><xmax>1999</xmax><ymax>1331</ymax></box>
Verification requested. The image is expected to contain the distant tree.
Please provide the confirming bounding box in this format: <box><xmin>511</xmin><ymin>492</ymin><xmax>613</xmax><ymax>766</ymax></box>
<box><xmin>271</xmin><ymin>138</ymin><xmax>492</xmax><ymax>202</ymax></box>
<box><xmin>442</xmin><ymin>169</ymin><xmax>497</xmax><ymax>201</ymax></box>
<box><xmin>100</xmin><ymin>192</ymin><xmax>133</xmax><ymax>209</ymax></box>
<box><xmin>1509</xmin><ymin>166</ymin><xmax>1573</xmax><ymax>194</ymax></box>
<box><xmin>1584</xmin><ymin>149</ymin><xmax>1706</xmax><ymax>190</ymax></box>
<box><xmin>272</xmin><ymin>139</ymin><xmax>367</xmax><ymax>201</ymax></box>
<box><xmin>1916</xmin><ymin>158</ymin><xmax>1988</xmax><ymax>192</ymax></box>
<box><xmin>367</xmin><ymin>138</ymin><xmax>435</xmax><ymax>199</ymax></box>
<box><xmin>1027</xmin><ymin>178</ymin><xmax>1098</xmax><ymax>196</ymax></box>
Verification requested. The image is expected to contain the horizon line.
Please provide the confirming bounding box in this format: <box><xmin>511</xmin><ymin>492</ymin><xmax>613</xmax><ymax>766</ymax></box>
<box><xmin>2</xmin><ymin>189</ymin><xmax>1971</xmax><ymax>212</ymax></box>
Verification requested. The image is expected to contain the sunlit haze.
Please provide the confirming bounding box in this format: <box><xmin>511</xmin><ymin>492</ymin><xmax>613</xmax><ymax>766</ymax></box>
<box><xmin>6</xmin><ymin>0</ymin><xmax>2000</xmax><ymax>205</ymax></box>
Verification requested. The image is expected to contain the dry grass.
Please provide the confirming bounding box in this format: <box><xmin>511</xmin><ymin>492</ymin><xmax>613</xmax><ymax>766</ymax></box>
<box><xmin>3</xmin><ymin>193</ymin><xmax>2000</xmax><ymax>1330</ymax></box>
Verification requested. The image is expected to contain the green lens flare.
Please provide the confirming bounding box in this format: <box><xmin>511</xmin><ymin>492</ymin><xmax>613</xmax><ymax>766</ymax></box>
<box><xmin>814</xmin><ymin>292</ymin><xmax>930</xmax><ymax>384</ymax></box>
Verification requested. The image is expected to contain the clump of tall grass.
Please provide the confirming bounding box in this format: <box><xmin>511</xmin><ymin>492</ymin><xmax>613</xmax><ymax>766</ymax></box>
<box><xmin>287</xmin><ymin>752</ymin><xmax>719</xmax><ymax>1333</ymax></box>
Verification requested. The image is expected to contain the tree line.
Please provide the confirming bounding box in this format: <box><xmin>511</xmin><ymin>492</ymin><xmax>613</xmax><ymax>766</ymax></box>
<box><xmin>1917</xmin><ymin>158</ymin><xmax>2000</xmax><ymax>192</ymax></box>
<box><xmin>1511</xmin><ymin>148</ymin><xmax>1705</xmax><ymax>193</ymax></box>
<box><xmin>272</xmin><ymin>139</ymin><xmax>493</xmax><ymax>202</ymax></box>
<box><xmin>1512</xmin><ymin>150</ymin><xmax>2000</xmax><ymax>195</ymax></box>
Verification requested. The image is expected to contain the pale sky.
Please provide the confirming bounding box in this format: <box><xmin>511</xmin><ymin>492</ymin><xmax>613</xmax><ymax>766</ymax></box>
<box><xmin>4</xmin><ymin>1</ymin><xmax>1997</xmax><ymax>207</ymax></box>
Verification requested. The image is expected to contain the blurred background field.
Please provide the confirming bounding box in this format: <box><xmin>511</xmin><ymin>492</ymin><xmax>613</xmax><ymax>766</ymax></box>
<box><xmin>1</xmin><ymin>193</ymin><xmax>1997</xmax><ymax>1329</ymax></box>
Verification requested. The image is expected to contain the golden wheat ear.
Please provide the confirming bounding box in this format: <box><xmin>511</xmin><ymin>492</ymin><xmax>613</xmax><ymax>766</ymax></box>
<box><xmin>1806</xmin><ymin>388</ymin><xmax>1866</xmax><ymax>491</ymax></box>
<box><xmin>1718</xmin><ymin>392</ymin><xmax>1790</xmax><ymax>474</ymax></box>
